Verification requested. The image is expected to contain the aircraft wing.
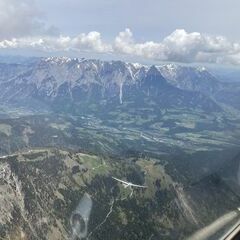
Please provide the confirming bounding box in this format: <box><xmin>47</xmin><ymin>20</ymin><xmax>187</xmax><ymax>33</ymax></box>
<box><xmin>129</xmin><ymin>183</ymin><xmax>147</xmax><ymax>188</ymax></box>
<box><xmin>112</xmin><ymin>177</ymin><xmax>147</xmax><ymax>188</ymax></box>
<box><xmin>112</xmin><ymin>177</ymin><xmax>129</xmax><ymax>185</ymax></box>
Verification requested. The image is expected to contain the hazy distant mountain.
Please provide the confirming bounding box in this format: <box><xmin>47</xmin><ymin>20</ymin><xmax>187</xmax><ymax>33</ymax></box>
<box><xmin>159</xmin><ymin>63</ymin><xmax>240</xmax><ymax>110</ymax></box>
<box><xmin>159</xmin><ymin>64</ymin><xmax>220</xmax><ymax>95</ymax></box>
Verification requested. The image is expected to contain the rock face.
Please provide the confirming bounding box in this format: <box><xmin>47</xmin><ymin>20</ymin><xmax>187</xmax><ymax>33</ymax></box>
<box><xmin>0</xmin><ymin>57</ymin><xmax>227</xmax><ymax>113</ymax></box>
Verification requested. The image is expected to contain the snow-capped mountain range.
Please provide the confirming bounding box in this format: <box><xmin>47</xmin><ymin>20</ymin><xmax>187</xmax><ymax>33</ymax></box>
<box><xmin>0</xmin><ymin>57</ymin><xmax>239</xmax><ymax>112</ymax></box>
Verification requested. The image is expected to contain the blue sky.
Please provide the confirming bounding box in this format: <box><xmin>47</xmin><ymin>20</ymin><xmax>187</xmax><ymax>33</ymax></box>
<box><xmin>0</xmin><ymin>0</ymin><xmax>240</xmax><ymax>66</ymax></box>
<box><xmin>38</xmin><ymin>0</ymin><xmax>240</xmax><ymax>41</ymax></box>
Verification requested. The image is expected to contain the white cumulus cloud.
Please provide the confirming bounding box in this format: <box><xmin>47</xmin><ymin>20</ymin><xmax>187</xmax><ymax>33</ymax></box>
<box><xmin>71</xmin><ymin>32</ymin><xmax>112</xmax><ymax>53</ymax></box>
<box><xmin>1</xmin><ymin>26</ymin><xmax>240</xmax><ymax>65</ymax></box>
<box><xmin>114</xmin><ymin>28</ymin><xmax>240</xmax><ymax>65</ymax></box>
<box><xmin>114</xmin><ymin>28</ymin><xmax>165</xmax><ymax>59</ymax></box>
<box><xmin>0</xmin><ymin>0</ymin><xmax>58</xmax><ymax>40</ymax></box>
<box><xmin>0</xmin><ymin>33</ymin><xmax>112</xmax><ymax>53</ymax></box>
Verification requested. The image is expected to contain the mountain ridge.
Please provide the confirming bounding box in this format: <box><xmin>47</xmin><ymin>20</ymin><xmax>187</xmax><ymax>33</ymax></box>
<box><xmin>0</xmin><ymin>57</ymin><xmax>226</xmax><ymax>113</ymax></box>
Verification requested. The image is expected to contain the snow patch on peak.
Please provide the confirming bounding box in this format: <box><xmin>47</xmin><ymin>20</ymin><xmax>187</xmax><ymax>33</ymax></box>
<box><xmin>132</xmin><ymin>62</ymin><xmax>143</xmax><ymax>69</ymax></box>
<box><xmin>44</xmin><ymin>57</ymin><xmax>74</xmax><ymax>65</ymax></box>
<box><xmin>158</xmin><ymin>63</ymin><xmax>179</xmax><ymax>80</ymax></box>
<box><xmin>197</xmin><ymin>66</ymin><xmax>207</xmax><ymax>72</ymax></box>
<box><xmin>164</xmin><ymin>63</ymin><xmax>179</xmax><ymax>70</ymax></box>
